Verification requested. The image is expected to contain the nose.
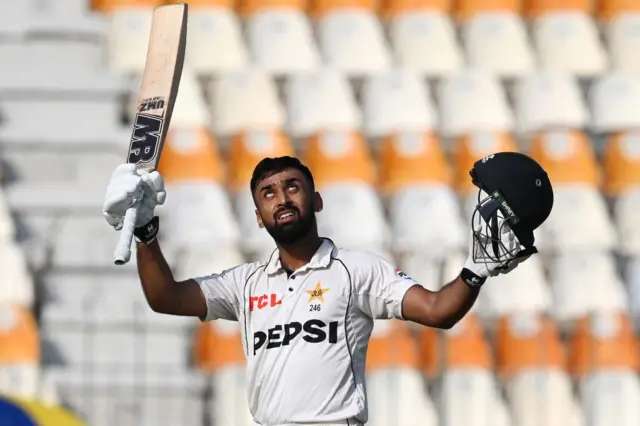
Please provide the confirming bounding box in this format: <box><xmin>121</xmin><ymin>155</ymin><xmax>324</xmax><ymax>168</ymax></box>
<box><xmin>275</xmin><ymin>188</ymin><xmax>290</xmax><ymax>207</ymax></box>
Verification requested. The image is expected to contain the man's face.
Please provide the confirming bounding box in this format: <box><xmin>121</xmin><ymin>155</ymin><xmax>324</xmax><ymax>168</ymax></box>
<box><xmin>254</xmin><ymin>168</ymin><xmax>320</xmax><ymax>245</ymax></box>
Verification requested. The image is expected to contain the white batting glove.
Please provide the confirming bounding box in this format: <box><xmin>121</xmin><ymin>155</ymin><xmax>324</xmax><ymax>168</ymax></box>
<box><xmin>461</xmin><ymin>209</ymin><xmax>535</xmax><ymax>287</ymax></box>
<box><xmin>102</xmin><ymin>163</ymin><xmax>166</xmax><ymax>231</ymax></box>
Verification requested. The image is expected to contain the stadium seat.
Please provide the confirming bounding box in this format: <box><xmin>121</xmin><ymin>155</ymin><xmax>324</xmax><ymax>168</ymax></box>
<box><xmin>104</xmin><ymin>1</ymin><xmax>162</xmax><ymax>74</ymax></box>
<box><xmin>626</xmin><ymin>255</ymin><xmax>640</xmax><ymax>316</ymax></box>
<box><xmin>507</xmin><ymin>369</ymin><xmax>584</xmax><ymax>426</ymax></box>
<box><xmin>525</xmin><ymin>0</ymin><xmax>591</xmax><ymax>19</ymax></box>
<box><xmin>602</xmin><ymin>131</ymin><xmax>640</xmax><ymax>197</ymax></box>
<box><xmin>615</xmin><ymin>189</ymin><xmax>640</xmax><ymax>256</ymax></box>
<box><xmin>400</xmin><ymin>252</ymin><xmax>446</xmax><ymax>292</ymax></box>
<box><xmin>378</xmin><ymin>131</ymin><xmax>450</xmax><ymax>194</ymax></box>
<box><xmin>47</xmin><ymin>368</ymin><xmax>207</xmax><ymax>426</ymax></box>
<box><xmin>452</xmin><ymin>131</ymin><xmax>519</xmax><ymax>196</ymax></box>
<box><xmin>495</xmin><ymin>313</ymin><xmax>565</xmax><ymax>378</ymax></box>
<box><xmin>533</xmin><ymin>12</ymin><xmax>608</xmax><ymax>77</ymax></box>
<box><xmin>528</xmin><ymin>129</ymin><xmax>600</xmax><ymax>187</ymax></box>
<box><xmin>162</xmin><ymin>66</ymin><xmax>211</xmax><ymax>128</ymax></box>
<box><xmin>316</xmin><ymin>6</ymin><xmax>391</xmax><ymax>77</ymax></box>
<box><xmin>185</xmin><ymin>0</ymin><xmax>249</xmax><ymax>75</ymax></box>
<box><xmin>366</xmin><ymin>320</ymin><xmax>439</xmax><ymax>426</ymax></box>
<box><xmin>0</xmin><ymin>1</ymin><xmax>33</xmax><ymax>37</ymax></box>
<box><xmin>455</xmin><ymin>0</ymin><xmax>520</xmax><ymax>21</ymax></box>
<box><xmin>303</xmin><ymin>130</ymin><xmax>376</xmax><ymax>188</ymax></box>
<box><xmin>568</xmin><ymin>311</ymin><xmax>639</xmax><ymax>378</ymax></box>
<box><xmin>590</xmin><ymin>72</ymin><xmax>640</xmax><ymax>133</ymax></box>
<box><xmin>384</xmin><ymin>0</ymin><xmax>463</xmax><ymax>77</ymax></box>
<box><xmin>549</xmin><ymin>253</ymin><xmax>628</xmax><ymax>324</ymax></box>
<box><xmin>227</xmin><ymin>129</ymin><xmax>295</xmax><ymax>193</ymax></box>
<box><xmin>361</xmin><ymin>69</ymin><xmax>437</xmax><ymax>138</ymax></box>
<box><xmin>474</xmin><ymin>255</ymin><xmax>552</xmax><ymax>319</ymax></box>
<box><xmin>193</xmin><ymin>319</ymin><xmax>252</xmax><ymax>426</ymax></box>
<box><xmin>316</xmin><ymin>183</ymin><xmax>389</xmax><ymax>251</ymax></box>
<box><xmin>536</xmin><ymin>185</ymin><xmax>617</xmax><ymax>253</ymax></box>
<box><xmin>579</xmin><ymin>370</ymin><xmax>640</xmax><ymax>426</ymax></box>
<box><xmin>208</xmin><ymin>68</ymin><xmax>285</xmax><ymax>137</ymax></box>
<box><xmin>607</xmin><ymin>13</ymin><xmax>640</xmax><ymax>75</ymax></box>
<box><xmin>245</xmin><ymin>8</ymin><xmax>320</xmax><ymax>76</ymax></box>
<box><xmin>514</xmin><ymin>71</ymin><xmax>590</xmax><ymax>133</ymax></box>
<box><xmin>0</xmin><ymin>304</ymin><xmax>40</xmax><ymax>400</ymax></box>
<box><xmin>462</xmin><ymin>12</ymin><xmax>535</xmax><ymax>78</ymax></box>
<box><xmin>285</xmin><ymin>69</ymin><xmax>362</xmax><ymax>138</ymax></box>
<box><xmin>0</xmin><ymin>242</ymin><xmax>34</xmax><ymax>308</ymax></box>
<box><xmin>0</xmin><ymin>191</ymin><xmax>15</xmax><ymax>242</ymax></box>
<box><xmin>438</xmin><ymin>69</ymin><xmax>515</xmax><ymax>138</ymax></box>
<box><xmin>596</xmin><ymin>0</ymin><xmax>640</xmax><ymax>21</ymax></box>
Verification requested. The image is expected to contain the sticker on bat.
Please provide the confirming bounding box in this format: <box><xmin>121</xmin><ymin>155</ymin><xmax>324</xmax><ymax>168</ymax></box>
<box><xmin>128</xmin><ymin>113</ymin><xmax>163</xmax><ymax>164</ymax></box>
<box><xmin>139</xmin><ymin>96</ymin><xmax>166</xmax><ymax>113</ymax></box>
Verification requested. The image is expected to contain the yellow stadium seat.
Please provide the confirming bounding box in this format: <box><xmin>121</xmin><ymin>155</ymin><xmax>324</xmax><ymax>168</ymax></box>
<box><xmin>603</xmin><ymin>131</ymin><xmax>640</xmax><ymax>197</ymax></box>
<box><xmin>378</xmin><ymin>131</ymin><xmax>451</xmax><ymax>194</ymax></box>
<box><xmin>568</xmin><ymin>311</ymin><xmax>640</xmax><ymax>379</ymax></box>
<box><xmin>596</xmin><ymin>0</ymin><xmax>640</xmax><ymax>20</ymax></box>
<box><xmin>528</xmin><ymin>129</ymin><xmax>600</xmax><ymax>187</ymax></box>
<box><xmin>454</xmin><ymin>0</ymin><xmax>521</xmax><ymax>21</ymax></box>
<box><xmin>227</xmin><ymin>129</ymin><xmax>295</xmax><ymax>193</ymax></box>
<box><xmin>496</xmin><ymin>313</ymin><xmax>566</xmax><ymax>379</ymax></box>
<box><xmin>158</xmin><ymin>128</ymin><xmax>225</xmax><ymax>185</ymax></box>
<box><xmin>381</xmin><ymin>0</ymin><xmax>450</xmax><ymax>18</ymax></box>
<box><xmin>525</xmin><ymin>0</ymin><xmax>591</xmax><ymax>18</ymax></box>
<box><xmin>302</xmin><ymin>130</ymin><xmax>376</xmax><ymax>189</ymax></box>
<box><xmin>419</xmin><ymin>313</ymin><xmax>493</xmax><ymax>376</ymax></box>
<box><xmin>194</xmin><ymin>321</ymin><xmax>246</xmax><ymax>372</ymax></box>
<box><xmin>452</xmin><ymin>131</ymin><xmax>519</xmax><ymax>195</ymax></box>
<box><xmin>366</xmin><ymin>320</ymin><xmax>420</xmax><ymax>373</ymax></box>
<box><xmin>0</xmin><ymin>304</ymin><xmax>39</xmax><ymax>365</ymax></box>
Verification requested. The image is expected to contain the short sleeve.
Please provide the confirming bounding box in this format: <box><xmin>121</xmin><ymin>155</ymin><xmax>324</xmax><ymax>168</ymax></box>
<box><xmin>351</xmin><ymin>253</ymin><xmax>421</xmax><ymax>320</ymax></box>
<box><xmin>193</xmin><ymin>265</ymin><xmax>246</xmax><ymax>322</ymax></box>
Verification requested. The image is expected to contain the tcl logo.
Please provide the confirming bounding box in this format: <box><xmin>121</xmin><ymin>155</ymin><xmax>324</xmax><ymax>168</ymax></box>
<box><xmin>249</xmin><ymin>294</ymin><xmax>282</xmax><ymax>312</ymax></box>
<box><xmin>253</xmin><ymin>319</ymin><xmax>339</xmax><ymax>355</ymax></box>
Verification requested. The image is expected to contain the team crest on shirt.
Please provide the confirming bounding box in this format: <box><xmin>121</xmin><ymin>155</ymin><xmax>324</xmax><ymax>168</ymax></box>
<box><xmin>395</xmin><ymin>268</ymin><xmax>413</xmax><ymax>280</ymax></box>
<box><xmin>305</xmin><ymin>282</ymin><xmax>331</xmax><ymax>303</ymax></box>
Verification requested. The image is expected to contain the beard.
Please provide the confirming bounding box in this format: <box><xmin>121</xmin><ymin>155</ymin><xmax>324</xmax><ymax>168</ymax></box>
<box><xmin>264</xmin><ymin>203</ymin><xmax>316</xmax><ymax>245</ymax></box>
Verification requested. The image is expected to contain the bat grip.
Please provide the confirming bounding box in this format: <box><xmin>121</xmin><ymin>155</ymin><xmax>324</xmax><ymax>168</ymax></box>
<box><xmin>113</xmin><ymin>205</ymin><xmax>138</xmax><ymax>265</ymax></box>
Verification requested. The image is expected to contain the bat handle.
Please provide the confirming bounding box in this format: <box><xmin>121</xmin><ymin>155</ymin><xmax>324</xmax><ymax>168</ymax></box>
<box><xmin>113</xmin><ymin>205</ymin><xmax>138</xmax><ymax>265</ymax></box>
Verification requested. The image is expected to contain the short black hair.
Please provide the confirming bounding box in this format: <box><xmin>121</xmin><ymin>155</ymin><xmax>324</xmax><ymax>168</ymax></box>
<box><xmin>250</xmin><ymin>156</ymin><xmax>315</xmax><ymax>196</ymax></box>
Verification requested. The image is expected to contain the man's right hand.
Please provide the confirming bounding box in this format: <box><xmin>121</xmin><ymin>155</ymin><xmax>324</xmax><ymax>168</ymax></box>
<box><xmin>102</xmin><ymin>163</ymin><xmax>167</xmax><ymax>236</ymax></box>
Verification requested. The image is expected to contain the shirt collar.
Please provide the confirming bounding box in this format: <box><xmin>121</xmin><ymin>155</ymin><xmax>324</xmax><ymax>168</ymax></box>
<box><xmin>264</xmin><ymin>238</ymin><xmax>336</xmax><ymax>275</ymax></box>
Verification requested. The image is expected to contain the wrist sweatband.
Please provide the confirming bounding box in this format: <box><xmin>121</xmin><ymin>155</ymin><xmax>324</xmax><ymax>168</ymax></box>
<box><xmin>461</xmin><ymin>267</ymin><xmax>487</xmax><ymax>288</ymax></box>
<box><xmin>134</xmin><ymin>216</ymin><xmax>159</xmax><ymax>244</ymax></box>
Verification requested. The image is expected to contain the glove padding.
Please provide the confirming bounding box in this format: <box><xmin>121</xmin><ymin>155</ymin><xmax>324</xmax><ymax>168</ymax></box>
<box><xmin>462</xmin><ymin>213</ymin><xmax>536</xmax><ymax>286</ymax></box>
<box><xmin>103</xmin><ymin>163</ymin><xmax>166</xmax><ymax>230</ymax></box>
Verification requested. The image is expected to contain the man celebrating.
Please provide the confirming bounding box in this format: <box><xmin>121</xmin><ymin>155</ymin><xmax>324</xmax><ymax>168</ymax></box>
<box><xmin>102</xmin><ymin>153</ymin><xmax>553</xmax><ymax>426</ymax></box>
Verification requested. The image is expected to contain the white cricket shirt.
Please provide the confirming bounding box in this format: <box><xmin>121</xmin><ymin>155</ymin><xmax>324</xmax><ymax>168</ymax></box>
<box><xmin>194</xmin><ymin>238</ymin><xmax>421</xmax><ymax>426</ymax></box>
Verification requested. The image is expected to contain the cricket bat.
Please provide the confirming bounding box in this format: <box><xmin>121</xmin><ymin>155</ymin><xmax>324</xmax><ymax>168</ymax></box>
<box><xmin>113</xmin><ymin>3</ymin><xmax>188</xmax><ymax>265</ymax></box>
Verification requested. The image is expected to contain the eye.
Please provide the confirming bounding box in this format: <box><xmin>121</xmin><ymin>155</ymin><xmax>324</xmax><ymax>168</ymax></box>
<box><xmin>264</xmin><ymin>190</ymin><xmax>274</xmax><ymax>198</ymax></box>
<box><xmin>287</xmin><ymin>184</ymin><xmax>298</xmax><ymax>192</ymax></box>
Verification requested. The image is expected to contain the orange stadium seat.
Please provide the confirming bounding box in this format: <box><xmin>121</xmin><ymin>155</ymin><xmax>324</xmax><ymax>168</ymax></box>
<box><xmin>177</xmin><ymin>0</ymin><xmax>236</xmax><ymax>7</ymax></box>
<box><xmin>238</xmin><ymin>0</ymin><xmax>306</xmax><ymax>16</ymax></box>
<box><xmin>194</xmin><ymin>321</ymin><xmax>246</xmax><ymax>372</ymax></box>
<box><xmin>227</xmin><ymin>129</ymin><xmax>295</xmax><ymax>193</ymax></box>
<box><xmin>311</xmin><ymin>0</ymin><xmax>377</xmax><ymax>16</ymax></box>
<box><xmin>602</xmin><ymin>132</ymin><xmax>640</xmax><ymax>197</ymax></box>
<box><xmin>419</xmin><ymin>313</ymin><xmax>493</xmax><ymax>377</ymax></box>
<box><xmin>528</xmin><ymin>129</ymin><xmax>601</xmax><ymax>187</ymax></box>
<box><xmin>454</xmin><ymin>0</ymin><xmax>521</xmax><ymax>21</ymax></box>
<box><xmin>92</xmin><ymin>0</ymin><xmax>163</xmax><ymax>13</ymax></box>
<box><xmin>496</xmin><ymin>313</ymin><xmax>566</xmax><ymax>379</ymax></box>
<box><xmin>381</xmin><ymin>0</ymin><xmax>450</xmax><ymax>18</ymax></box>
<box><xmin>525</xmin><ymin>0</ymin><xmax>591</xmax><ymax>18</ymax></box>
<box><xmin>0</xmin><ymin>304</ymin><xmax>39</xmax><ymax>366</ymax></box>
<box><xmin>302</xmin><ymin>130</ymin><xmax>376</xmax><ymax>189</ymax></box>
<box><xmin>366</xmin><ymin>320</ymin><xmax>420</xmax><ymax>373</ymax></box>
<box><xmin>158</xmin><ymin>128</ymin><xmax>225</xmax><ymax>185</ymax></box>
<box><xmin>452</xmin><ymin>131</ymin><xmax>519</xmax><ymax>196</ymax></box>
<box><xmin>596</xmin><ymin>0</ymin><xmax>640</xmax><ymax>20</ymax></box>
<box><xmin>378</xmin><ymin>131</ymin><xmax>450</xmax><ymax>194</ymax></box>
<box><xmin>568</xmin><ymin>311</ymin><xmax>640</xmax><ymax>379</ymax></box>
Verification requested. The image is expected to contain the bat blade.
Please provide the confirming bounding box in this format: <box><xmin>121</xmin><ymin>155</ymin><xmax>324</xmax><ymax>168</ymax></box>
<box><xmin>113</xmin><ymin>3</ymin><xmax>188</xmax><ymax>265</ymax></box>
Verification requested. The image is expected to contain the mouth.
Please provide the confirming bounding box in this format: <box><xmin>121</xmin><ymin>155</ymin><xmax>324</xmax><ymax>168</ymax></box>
<box><xmin>276</xmin><ymin>209</ymin><xmax>298</xmax><ymax>224</ymax></box>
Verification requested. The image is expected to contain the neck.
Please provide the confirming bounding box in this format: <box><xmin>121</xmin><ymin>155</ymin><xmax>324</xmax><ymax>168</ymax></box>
<box><xmin>277</xmin><ymin>232</ymin><xmax>323</xmax><ymax>271</ymax></box>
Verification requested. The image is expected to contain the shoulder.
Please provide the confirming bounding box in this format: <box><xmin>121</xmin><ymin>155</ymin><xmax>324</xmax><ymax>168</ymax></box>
<box><xmin>331</xmin><ymin>246</ymin><xmax>394</xmax><ymax>272</ymax></box>
<box><xmin>210</xmin><ymin>261</ymin><xmax>267</xmax><ymax>286</ymax></box>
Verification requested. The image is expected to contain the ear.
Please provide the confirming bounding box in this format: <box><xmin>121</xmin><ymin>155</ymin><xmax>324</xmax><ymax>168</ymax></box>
<box><xmin>255</xmin><ymin>209</ymin><xmax>265</xmax><ymax>228</ymax></box>
<box><xmin>313</xmin><ymin>191</ymin><xmax>323</xmax><ymax>213</ymax></box>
